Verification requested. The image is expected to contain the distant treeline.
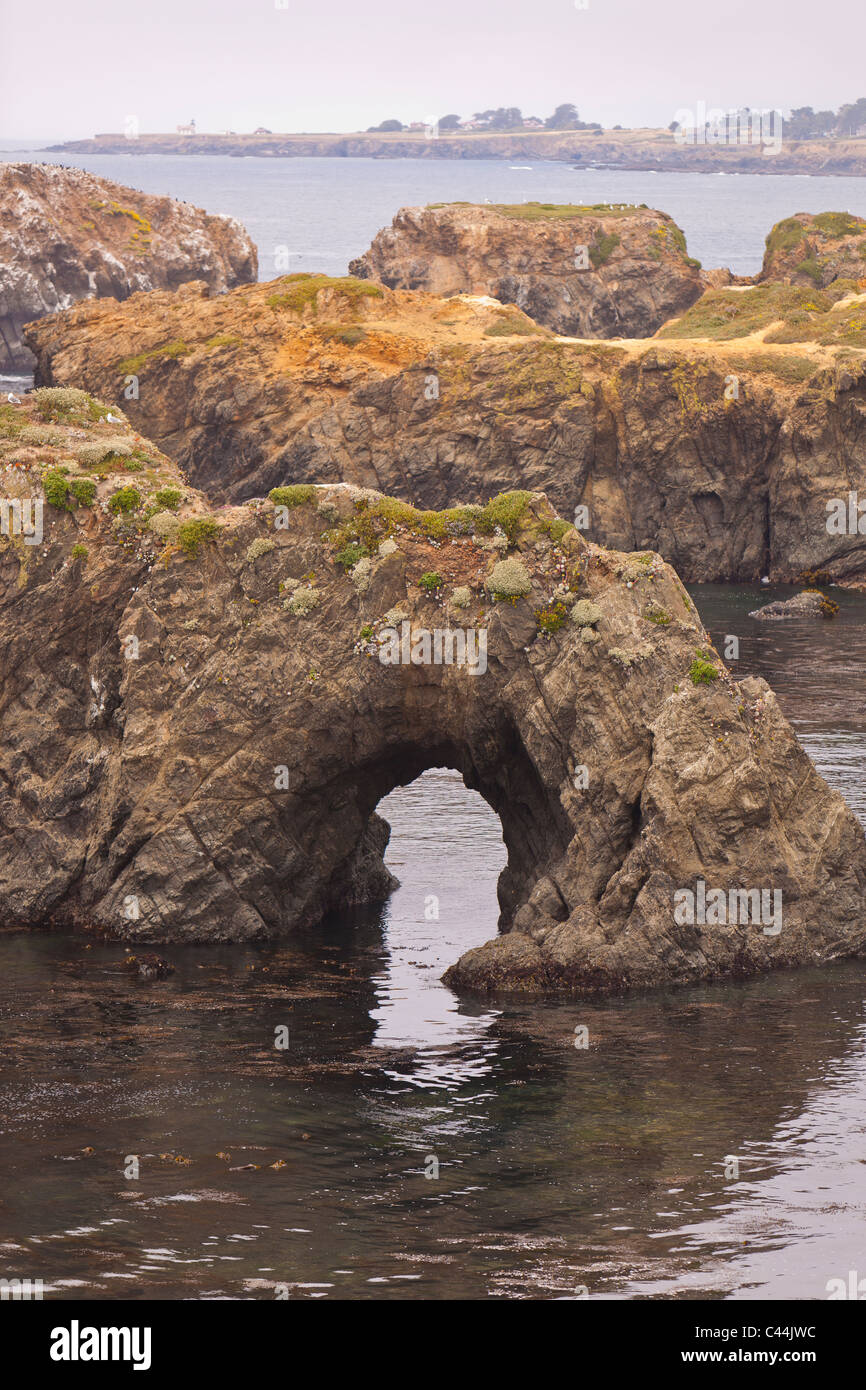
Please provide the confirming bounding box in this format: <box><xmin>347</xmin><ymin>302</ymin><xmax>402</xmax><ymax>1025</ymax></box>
<box><xmin>781</xmin><ymin>97</ymin><xmax>866</xmax><ymax>139</ymax></box>
<box><xmin>367</xmin><ymin>104</ymin><xmax>601</xmax><ymax>134</ymax></box>
<box><xmin>367</xmin><ymin>98</ymin><xmax>866</xmax><ymax>140</ymax></box>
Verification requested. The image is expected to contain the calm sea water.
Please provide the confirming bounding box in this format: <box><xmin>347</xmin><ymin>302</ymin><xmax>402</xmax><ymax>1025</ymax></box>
<box><xmin>2</xmin><ymin>154</ymin><xmax>866</xmax><ymax>1300</ymax></box>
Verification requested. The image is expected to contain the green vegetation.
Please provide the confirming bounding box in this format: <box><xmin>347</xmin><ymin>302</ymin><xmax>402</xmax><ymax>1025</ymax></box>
<box><xmin>0</xmin><ymin>404</ymin><xmax>24</xmax><ymax>439</ymax></box>
<box><xmin>484</xmin><ymin>310</ymin><xmax>547</xmax><ymax>338</ymax></box>
<box><xmin>535</xmin><ymin>600</ymin><xmax>568</xmax><ymax>634</ymax></box>
<box><xmin>177</xmin><ymin>517</ymin><xmax>221</xmax><ymax>555</ymax></box>
<box><xmin>546</xmin><ymin>518</ymin><xmax>573</xmax><ymax>544</ymax></box>
<box><xmin>689</xmin><ymin>650</ymin><xmax>719</xmax><ymax>685</ymax></box>
<box><xmin>42</xmin><ymin>468</ymin><xmax>70</xmax><ymax>508</ymax></box>
<box><xmin>148</xmin><ymin>511</ymin><xmax>181</xmax><ymax>541</ymax></box>
<box><xmin>434</xmin><ymin>202</ymin><xmax>649</xmax><ymax>220</ymax></box>
<box><xmin>76</xmin><ymin>438</ymin><xmax>133</xmax><ymax>469</ymax></box>
<box><xmin>153</xmin><ymin>486</ymin><xmax>184</xmax><ymax>511</ymax></box>
<box><xmin>70</xmin><ymin>477</ymin><xmax>97</xmax><ymax>507</ymax></box>
<box><xmin>321</xmin><ymin>489</ymin><xmax>535</xmax><ymax>565</ymax></box>
<box><xmin>107</xmin><ymin>486</ymin><xmax>141</xmax><ymax>515</ymax></box>
<box><xmin>812</xmin><ymin>211</ymin><xmax>866</xmax><ymax>239</ymax></box>
<box><xmin>418</xmin><ymin>571</ymin><xmax>443</xmax><ymax>594</ymax></box>
<box><xmin>269</xmin><ymin>484</ymin><xmax>317</xmax><ymax>508</ymax></box>
<box><xmin>118</xmin><ymin>340</ymin><xmax>193</xmax><ymax>376</ymax></box>
<box><xmin>70</xmin><ymin>543</ymin><xmax>88</xmax><ymax>560</ymax></box>
<box><xmin>724</xmin><ymin>352</ymin><xmax>818</xmax><ymax>385</ymax></box>
<box><xmin>317</xmin><ymin>323</ymin><xmax>368</xmax><ymax>347</ymax></box>
<box><xmin>658</xmin><ymin>281</ymin><xmax>856</xmax><ymax>342</ymax></box>
<box><xmin>335</xmin><ymin>541</ymin><xmax>367</xmax><ymax>570</ymax></box>
<box><xmin>266</xmin><ymin>274</ymin><xmax>383</xmax><ymax>314</ymax></box>
<box><xmin>589</xmin><ymin>232</ymin><xmax>620</xmax><ymax>268</ymax></box>
<box><xmin>643</xmin><ymin>601</ymin><xmax>671</xmax><ymax>625</ymax></box>
<box><xmin>765</xmin><ymin>217</ymin><xmax>806</xmax><ymax>259</ymax></box>
<box><xmin>32</xmin><ymin>387</ymin><xmax>107</xmax><ymax>426</ymax></box>
<box><xmin>765</xmin><ymin>296</ymin><xmax>866</xmax><ymax>349</ymax></box>
<box><xmin>476</xmin><ymin>490</ymin><xmax>533</xmax><ymax>540</ymax></box>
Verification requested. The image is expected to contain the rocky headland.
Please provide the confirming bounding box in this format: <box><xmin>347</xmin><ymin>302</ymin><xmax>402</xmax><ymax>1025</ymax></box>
<box><xmin>1</xmin><ymin>388</ymin><xmax>864</xmax><ymax>995</ymax></box>
<box><xmin>0</xmin><ymin>162</ymin><xmax>257</xmax><ymax>373</ymax></box>
<box><xmin>45</xmin><ymin>129</ymin><xmax>866</xmax><ymax>177</ymax></box>
<box><xmin>758</xmin><ymin>210</ymin><xmax>866</xmax><ymax>287</ymax></box>
<box><xmin>348</xmin><ymin>202</ymin><xmax>705</xmax><ymax>339</ymax></box>
<box><xmin>25</xmin><ymin>229</ymin><xmax>866</xmax><ymax>585</ymax></box>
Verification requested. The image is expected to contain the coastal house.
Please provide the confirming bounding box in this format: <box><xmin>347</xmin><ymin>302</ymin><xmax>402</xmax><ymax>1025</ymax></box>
<box><xmin>176</xmin><ymin>119</ymin><xmax>196</xmax><ymax>135</ymax></box>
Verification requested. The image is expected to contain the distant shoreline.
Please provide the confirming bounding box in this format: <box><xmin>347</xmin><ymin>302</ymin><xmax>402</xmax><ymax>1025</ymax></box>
<box><xmin>43</xmin><ymin>128</ymin><xmax>866</xmax><ymax>177</ymax></box>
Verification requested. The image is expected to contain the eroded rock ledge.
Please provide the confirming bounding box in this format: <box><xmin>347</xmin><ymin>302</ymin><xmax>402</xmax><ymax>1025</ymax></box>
<box><xmin>0</xmin><ymin>162</ymin><xmax>257</xmax><ymax>371</ymax></box>
<box><xmin>1</xmin><ymin>389</ymin><xmax>864</xmax><ymax>996</ymax></box>
<box><xmin>25</xmin><ymin>267</ymin><xmax>866</xmax><ymax>586</ymax></box>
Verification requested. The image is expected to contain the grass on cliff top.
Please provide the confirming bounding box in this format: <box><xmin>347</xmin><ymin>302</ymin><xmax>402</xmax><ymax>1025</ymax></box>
<box><xmin>427</xmin><ymin>200</ymin><xmax>652</xmax><ymax>220</ymax></box>
<box><xmin>266</xmin><ymin>274</ymin><xmax>384</xmax><ymax>314</ymax></box>
<box><xmin>722</xmin><ymin>351</ymin><xmax>820</xmax><ymax>385</ymax></box>
<box><xmin>117</xmin><ymin>333</ymin><xmax>242</xmax><ymax>377</ymax></box>
<box><xmin>765</xmin><ymin>297</ymin><xmax>866</xmax><ymax>349</ymax></box>
<box><xmin>657</xmin><ymin>282</ymin><xmax>857</xmax><ymax>342</ymax></box>
<box><xmin>484</xmin><ymin>309</ymin><xmax>549</xmax><ymax>338</ymax></box>
<box><xmin>765</xmin><ymin>212</ymin><xmax>866</xmax><ymax>259</ymax></box>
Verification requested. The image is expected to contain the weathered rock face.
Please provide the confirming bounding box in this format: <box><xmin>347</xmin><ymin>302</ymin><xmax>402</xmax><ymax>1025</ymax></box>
<box><xmin>1</xmin><ymin>399</ymin><xmax>865</xmax><ymax>996</ymax></box>
<box><xmin>0</xmin><ymin>162</ymin><xmax>257</xmax><ymax>372</ymax></box>
<box><xmin>348</xmin><ymin>203</ymin><xmax>704</xmax><ymax>339</ymax></box>
<box><xmin>26</xmin><ymin>273</ymin><xmax>866</xmax><ymax>586</ymax></box>
<box><xmin>759</xmin><ymin>211</ymin><xmax>866</xmax><ymax>288</ymax></box>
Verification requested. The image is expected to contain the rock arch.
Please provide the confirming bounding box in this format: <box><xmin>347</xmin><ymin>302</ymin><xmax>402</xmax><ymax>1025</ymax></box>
<box><xmin>1</xmin><ymin>477</ymin><xmax>865</xmax><ymax>997</ymax></box>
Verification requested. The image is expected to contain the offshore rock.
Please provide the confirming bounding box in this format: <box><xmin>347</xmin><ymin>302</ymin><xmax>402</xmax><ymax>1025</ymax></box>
<box><xmin>0</xmin><ymin>162</ymin><xmax>257</xmax><ymax>371</ymax></box>
<box><xmin>348</xmin><ymin>202</ymin><xmax>704</xmax><ymax>338</ymax></box>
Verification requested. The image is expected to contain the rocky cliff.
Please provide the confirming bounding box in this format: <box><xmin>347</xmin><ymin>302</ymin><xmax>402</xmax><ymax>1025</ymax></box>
<box><xmin>349</xmin><ymin>202</ymin><xmax>705</xmax><ymax>339</ymax></box>
<box><xmin>758</xmin><ymin>210</ymin><xmax>866</xmax><ymax>288</ymax></box>
<box><xmin>26</xmin><ymin>269</ymin><xmax>866</xmax><ymax>586</ymax></box>
<box><xmin>0</xmin><ymin>162</ymin><xmax>257</xmax><ymax>372</ymax></box>
<box><xmin>2</xmin><ymin>390</ymin><xmax>864</xmax><ymax>995</ymax></box>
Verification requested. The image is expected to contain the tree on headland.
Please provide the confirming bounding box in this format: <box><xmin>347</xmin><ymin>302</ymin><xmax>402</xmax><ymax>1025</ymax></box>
<box><xmin>472</xmin><ymin>107</ymin><xmax>525</xmax><ymax>131</ymax></box>
<box><xmin>366</xmin><ymin>119</ymin><xmax>404</xmax><ymax>132</ymax></box>
<box><xmin>438</xmin><ymin>114</ymin><xmax>462</xmax><ymax>130</ymax></box>
<box><xmin>836</xmin><ymin>97</ymin><xmax>866</xmax><ymax>135</ymax></box>
<box><xmin>545</xmin><ymin>103</ymin><xmax>582</xmax><ymax>130</ymax></box>
<box><xmin>782</xmin><ymin>98</ymin><xmax>866</xmax><ymax>139</ymax></box>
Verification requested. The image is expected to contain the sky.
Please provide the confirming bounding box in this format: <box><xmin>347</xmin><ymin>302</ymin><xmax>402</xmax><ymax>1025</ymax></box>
<box><xmin>1</xmin><ymin>0</ymin><xmax>863</xmax><ymax>142</ymax></box>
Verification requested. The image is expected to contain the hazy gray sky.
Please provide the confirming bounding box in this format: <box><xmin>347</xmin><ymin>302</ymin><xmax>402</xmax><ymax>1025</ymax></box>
<box><xmin>1</xmin><ymin>0</ymin><xmax>863</xmax><ymax>141</ymax></box>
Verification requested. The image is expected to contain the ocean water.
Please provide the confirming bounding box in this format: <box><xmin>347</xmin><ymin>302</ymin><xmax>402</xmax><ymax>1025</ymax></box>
<box><xmin>2</xmin><ymin>151</ymin><xmax>866</xmax><ymax>1300</ymax></box>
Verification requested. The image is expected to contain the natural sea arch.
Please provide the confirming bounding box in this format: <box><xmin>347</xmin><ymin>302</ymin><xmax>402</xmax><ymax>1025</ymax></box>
<box><xmin>1</xmin><ymin>483</ymin><xmax>864</xmax><ymax>996</ymax></box>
